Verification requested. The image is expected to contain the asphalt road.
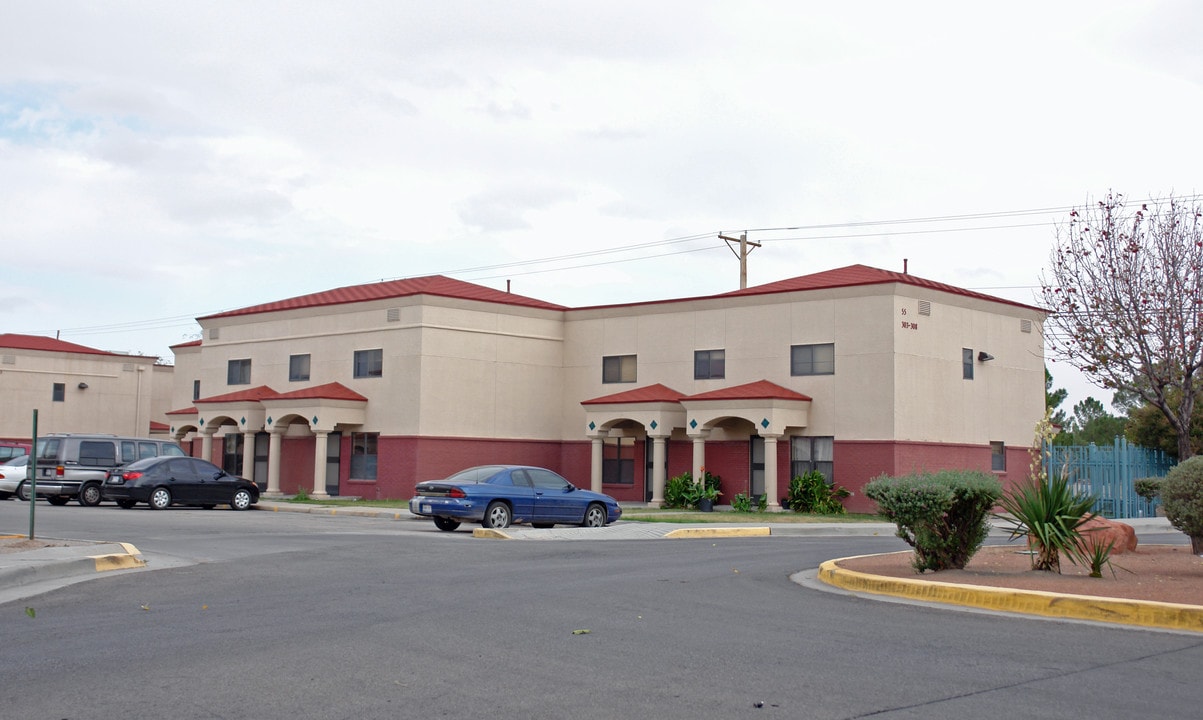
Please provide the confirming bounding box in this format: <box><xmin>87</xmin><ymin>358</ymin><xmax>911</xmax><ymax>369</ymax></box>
<box><xmin>3</xmin><ymin>502</ymin><xmax>1202</xmax><ymax>720</ymax></box>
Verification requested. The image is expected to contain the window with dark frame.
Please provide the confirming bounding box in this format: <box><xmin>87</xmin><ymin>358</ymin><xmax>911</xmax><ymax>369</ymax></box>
<box><xmin>790</xmin><ymin>436</ymin><xmax>834</xmax><ymax>484</ymax></box>
<box><xmin>193</xmin><ymin>379</ymin><xmax>201</xmax><ymax>401</ymax></box>
<box><xmin>991</xmin><ymin>441</ymin><xmax>1006</xmax><ymax>472</ymax></box>
<box><xmin>350</xmin><ymin>432</ymin><xmax>378</xmax><ymax>479</ymax></box>
<box><xmin>353</xmin><ymin>349</ymin><xmax>383</xmax><ymax>379</ymax></box>
<box><xmin>227</xmin><ymin>358</ymin><xmax>251</xmax><ymax>385</ymax></box>
<box><xmin>602</xmin><ymin>436</ymin><xmax>635</xmax><ymax>485</ymax></box>
<box><xmin>289</xmin><ymin>354</ymin><xmax>311</xmax><ymax>382</ymax></box>
<box><xmin>52</xmin><ymin>382</ymin><xmax>65</xmax><ymax>402</ymax></box>
<box><xmin>963</xmin><ymin>348</ymin><xmax>974</xmax><ymax>380</ymax></box>
<box><xmin>602</xmin><ymin>354</ymin><xmax>637</xmax><ymax>384</ymax></box>
<box><xmin>694</xmin><ymin>349</ymin><xmax>725</xmax><ymax>380</ymax></box>
<box><xmin>790</xmin><ymin>343</ymin><xmax>835</xmax><ymax>376</ymax></box>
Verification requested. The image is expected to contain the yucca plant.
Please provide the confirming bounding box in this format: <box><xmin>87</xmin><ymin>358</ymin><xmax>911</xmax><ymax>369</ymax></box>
<box><xmin>996</xmin><ymin>472</ymin><xmax>1097</xmax><ymax>573</ymax></box>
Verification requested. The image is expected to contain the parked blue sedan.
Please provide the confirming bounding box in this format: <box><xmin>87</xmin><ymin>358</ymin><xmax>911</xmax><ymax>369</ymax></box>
<box><xmin>409</xmin><ymin>465</ymin><xmax>622</xmax><ymax>531</ymax></box>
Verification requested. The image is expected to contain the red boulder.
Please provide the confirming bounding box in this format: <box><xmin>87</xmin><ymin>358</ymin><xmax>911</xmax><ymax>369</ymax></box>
<box><xmin>1077</xmin><ymin>516</ymin><xmax>1138</xmax><ymax>554</ymax></box>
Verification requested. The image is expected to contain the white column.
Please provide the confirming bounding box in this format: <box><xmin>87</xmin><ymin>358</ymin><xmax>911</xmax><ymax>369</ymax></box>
<box><xmin>241</xmin><ymin>431</ymin><xmax>256</xmax><ymax>483</ymax></box>
<box><xmin>312</xmin><ymin>431</ymin><xmax>330</xmax><ymax>498</ymax></box>
<box><xmin>763</xmin><ymin>433</ymin><xmax>782</xmax><ymax>512</ymax></box>
<box><xmin>265</xmin><ymin>428</ymin><xmax>283</xmax><ymax>496</ymax></box>
<box><xmin>690</xmin><ymin>432</ymin><xmax>708</xmax><ymax>486</ymax></box>
<box><xmin>590</xmin><ymin>435</ymin><xmax>605</xmax><ymax>494</ymax></box>
<box><xmin>201</xmin><ymin>428</ymin><xmax>216</xmax><ymax>465</ymax></box>
<box><xmin>649</xmin><ymin>435</ymin><xmax>667</xmax><ymax>508</ymax></box>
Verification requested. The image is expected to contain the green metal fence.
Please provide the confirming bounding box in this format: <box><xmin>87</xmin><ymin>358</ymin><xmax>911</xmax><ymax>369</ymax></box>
<box><xmin>1044</xmin><ymin>437</ymin><xmax>1175</xmax><ymax>519</ymax></box>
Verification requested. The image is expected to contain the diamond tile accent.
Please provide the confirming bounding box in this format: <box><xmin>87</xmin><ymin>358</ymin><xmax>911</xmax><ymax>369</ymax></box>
<box><xmin>588</xmin><ymin>421</ymin><xmax>596</xmax><ymax>431</ymax></box>
<box><xmin>761</xmin><ymin>418</ymin><xmax>770</xmax><ymax>429</ymax></box>
<box><xmin>312</xmin><ymin>415</ymin><xmax>319</xmax><ymax>425</ymax></box>
<box><xmin>240</xmin><ymin>416</ymin><xmax>247</xmax><ymax>426</ymax></box>
<box><xmin>649</xmin><ymin>420</ymin><xmax>658</xmax><ymax>430</ymax></box>
<box><xmin>689</xmin><ymin>419</ymin><xmax>697</xmax><ymax>429</ymax></box>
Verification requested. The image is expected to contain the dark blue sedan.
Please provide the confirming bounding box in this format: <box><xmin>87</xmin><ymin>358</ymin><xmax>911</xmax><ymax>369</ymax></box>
<box><xmin>409</xmin><ymin>465</ymin><xmax>623</xmax><ymax>531</ymax></box>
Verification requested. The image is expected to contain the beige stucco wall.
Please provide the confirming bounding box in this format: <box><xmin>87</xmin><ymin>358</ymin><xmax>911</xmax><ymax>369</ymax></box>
<box><xmin>173</xmin><ymin>280</ymin><xmax>1045</xmax><ymax>450</ymax></box>
<box><xmin>0</xmin><ymin>349</ymin><xmax>160</xmax><ymax>438</ymax></box>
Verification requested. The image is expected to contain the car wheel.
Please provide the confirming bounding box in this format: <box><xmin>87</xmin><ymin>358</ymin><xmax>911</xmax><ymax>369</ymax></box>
<box><xmin>16</xmin><ymin>481</ymin><xmax>31</xmax><ymax>502</ymax></box>
<box><xmin>116</xmin><ymin>499</ymin><xmax>137</xmax><ymax>509</ymax></box>
<box><xmin>79</xmin><ymin>482</ymin><xmax>102</xmax><ymax>507</ymax></box>
<box><xmin>230</xmin><ymin>488</ymin><xmax>253</xmax><ymax>511</ymax></box>
<box><xmin>433</xmin><ymin>516</ymin><xmax>461</xmax><ymax>532</ymax></box>
<box><xmin>148</xmin><ymin>487</ymin><xmax>172</xmax><ymax>510</ymax></box>
<box><xmin>482</xmin><ymin>501</ymin><xmax>512</xmax><ymax>529</ymax></box>
<box><xmin>581</xmin><ymin>503</ymin><xmax>607</xmax><ymax>528</ymax></box>
<box><xmin>47</xmin><ymin>495</ymin><xmax>70</xmax><ymax>506</ymax></box>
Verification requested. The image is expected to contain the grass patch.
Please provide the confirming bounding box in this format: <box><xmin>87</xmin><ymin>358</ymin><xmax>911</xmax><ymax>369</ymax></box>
<box><xmin>620</xmin><ymin>508</ymin><xmax>881</xmax><ymax>524</ymax></box>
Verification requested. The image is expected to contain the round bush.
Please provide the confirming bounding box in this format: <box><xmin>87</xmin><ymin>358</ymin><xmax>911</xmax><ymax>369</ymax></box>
<box><xmin>1160</xmin><ymin>456</ymin><xmax>1203</xmax><ymax>554</ymax></box>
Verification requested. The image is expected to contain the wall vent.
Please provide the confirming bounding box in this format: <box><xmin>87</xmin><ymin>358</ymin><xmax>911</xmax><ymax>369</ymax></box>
<box><xmin>1020</xmin><ymin>319</ymin><xmax>1033</xmax><ymax>334</ymax></box>
<box><xmin>123</xmin><ymin>363</ymin><xmax>136</xmax><ymax>372</ymax></box>
<box><xmin>1</xmin><ymin>355</ymin><xmax>14</xmax><ymax>365</ymax></box>
<box><xmin>387</xmin><ymin>308</ymin><xmax>401</xmax><ymax>322</ymax></box>
<box><xmin>918</xmin><ymin>300</ymin><xmax>931</xmax><ymax>316</ymax></box>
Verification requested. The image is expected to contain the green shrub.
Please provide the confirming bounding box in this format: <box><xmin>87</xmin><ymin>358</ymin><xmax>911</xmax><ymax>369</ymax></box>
<box><xmin>731</xmin><ymin>493</ymin><xmax>753</xmax><ymax>512</ymax></box>
<box><xmin>786</xmin><ymin>471</ymin><xmax>850</xmax><ymax>514</ymax></box>
<box><xmin>1133</xmin><ymin>477</ymin><xmax>1163</xmax><ymax>503</ymax></box>
<box><xmin>1160</xmin><ymin>456</ymin><xmax>1203</xmax><ymax>554</ymax></box>
<box><xmin>664</xmin><ymin>473</ymin><xmax>694</xmax><ymax>509</ymax></box>
<box><xmin>996</xmin><ymin>472</ymin><xmax>1097</xmax><ymax>573</ymax></box>
<box><xmin>864</xmin><ymin>470</ymin><xmax>1002</xmax><ymax>573</ymax></box>
<box><xmin>664</xmin><ymin>471</ymin><xmax>722</xmax><ymax>509</ymax></box>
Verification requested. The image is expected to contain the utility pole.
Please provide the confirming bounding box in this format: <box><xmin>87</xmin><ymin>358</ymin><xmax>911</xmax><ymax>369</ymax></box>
<box><xmin>718</xmin><ymin>232</ymin><xmax>761</xmax><ymax>289</ymax></box>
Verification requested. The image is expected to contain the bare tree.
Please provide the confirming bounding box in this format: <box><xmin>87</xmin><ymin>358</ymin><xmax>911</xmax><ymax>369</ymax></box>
<box><xmin>1041</xmin><ymin>192</ymin><xmax>1203</xmax><ymax>460</ymax></box>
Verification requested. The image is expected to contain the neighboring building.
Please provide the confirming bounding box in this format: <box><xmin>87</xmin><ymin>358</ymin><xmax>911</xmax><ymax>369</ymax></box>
<box><xmin>0</xmin><ymin>333</ymin><xmax>172</xmax><ymax>442</ymax></box>
<box><xmin>165</xmin><ymin>265</ymin><xmax>1047</xmax><ymax>512</ymax></box>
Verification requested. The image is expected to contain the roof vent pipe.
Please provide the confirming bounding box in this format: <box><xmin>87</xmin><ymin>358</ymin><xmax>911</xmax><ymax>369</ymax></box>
<box><xmin>506</xmin><ymin>279</ymin><xmax>511</xmax><ymax>293</ymax></box>
<box><xmin>903</xmin><ymin>258</ymin><xmax>908</xmax><ymax>274</ymax></box>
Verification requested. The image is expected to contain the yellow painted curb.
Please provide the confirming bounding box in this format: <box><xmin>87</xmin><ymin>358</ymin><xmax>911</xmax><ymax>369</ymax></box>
<box><xmin>473</xmin><ymin>528</ymin><xmax>513</xmax><ymax>539</ymax></box>
<box><xmin>664</xmin><ymin>527</ymin><xmax>772</xmax><ymax>539</ymax></box>
<box><xmin>91</xmin><ymin>542</ymin><xmax>146</xmax><ymax>572</ymax></box>
<box><xmin>818</xmin><ymin>555</ymin><xmax>1203</xmax><ymax>633</ymax></box>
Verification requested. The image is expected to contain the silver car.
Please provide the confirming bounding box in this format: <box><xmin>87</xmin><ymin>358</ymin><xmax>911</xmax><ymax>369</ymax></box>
<box><xmin>0</xmin><ymin>455</ymin><xmax>29</xmax><ymax>500</ymax></box>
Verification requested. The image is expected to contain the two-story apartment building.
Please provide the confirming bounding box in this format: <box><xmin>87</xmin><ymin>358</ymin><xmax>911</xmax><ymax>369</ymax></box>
<box><xmin>166</xmin><ymin>264</ymin><xmax>1047</xmax><ymax>512</ymax></box>
<box><xmin>0</xmin><ymin>334</ymin><xmax>173</xmax><ymax>442</ymax></box>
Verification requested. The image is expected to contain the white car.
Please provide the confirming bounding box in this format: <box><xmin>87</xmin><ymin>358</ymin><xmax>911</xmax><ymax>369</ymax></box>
<box><xmin>0</xmin><ymin>455</ymin><xmax>29</xmax><ymax>500</ymax></box>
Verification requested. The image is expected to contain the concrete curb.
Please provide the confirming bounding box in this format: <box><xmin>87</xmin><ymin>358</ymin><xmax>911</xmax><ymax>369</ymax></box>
<box><xmin>1</xmin><ymin>540</ymin><xmax>146</xmax><ymax>590</ymax></box>
<box><xmin>663</xmin><ymin>527</ymin><xmax>772</xmax><ymax>539</ymax></box>
<box><xmin>817</xmin><ymin>554</ymin><xmax>1203</xmax><ymax>633</ymax></box>
<box><xmin>254</xmin><ymin>502</ymin><xmax>414</xmax><ymax>520</ymax></box>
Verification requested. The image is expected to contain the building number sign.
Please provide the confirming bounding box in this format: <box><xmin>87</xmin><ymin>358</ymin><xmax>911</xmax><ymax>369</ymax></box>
<box><xmin>900</xmin><ymin>307</ymin><xmax>918</xmax><ymax>330</ymax></box>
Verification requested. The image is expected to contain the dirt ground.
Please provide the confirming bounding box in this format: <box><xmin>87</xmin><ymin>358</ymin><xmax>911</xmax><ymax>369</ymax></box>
<box><xmin>0</xmin><ymin>537</ymin><xmax>86</xmax><ymax>554</ymax></box>
<box><xmin>836</xmin><ymin>543</ymin><xmax>1203</xmax><ymax>606</ymax></box>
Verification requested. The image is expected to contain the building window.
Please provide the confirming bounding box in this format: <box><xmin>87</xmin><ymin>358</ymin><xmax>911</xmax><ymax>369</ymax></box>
<box><xmin>227</xmin><ymin>358</ymin><xmax>251</xmax><ymax>385</ymax></box>
<box><xmin>963</xmin><ymin>348</ymin><xmax>974</xmax><ymax>380</ymax></box>
<box><xmin>354</xmin><ymin>349</ymin><xmax>383</xmax><ymax>379</ymax></box>
<box><xmin>790</xmin><ymin>436</ymin><xmax>834</xmax><ymax>484</ymax></box>
<box><xmin>350</xmin><ymin>432</ymin><xmax>378</xmax><ymax>480</ymax></box>
<box><xmin>991</xmin><ymin>441</ymin><xmax>1006</xmax><ymax>472</ymax></box>
<box><xmin>52</xmin><ymin>382</ymin><xmax>65</xmax><ymax>402</ymax></box>
<box><xmin>193</xmin><ymin>380</ymin><xmax>200</xmax><ymax>401</ymax></box>
<box><xmin>602</xmin><ymin>354</ymin><xmax>637</xmax><ymax>384</ymax></box>
<box><xmin>289</xmin><ymin>354</ymin><xmax>311</xmax><ymax>382</ymax></box>
<box><xmin>694</xmin><ymin>349</ymin><xmax>725</xmax><ymax>380</ymax></box>
<box><xmin>790</xmin><ymin>343</ymin><xmax>835</xmax><ymax>376</ymax></box>
<box><xmin>602</xmin><ymin>436</ymin><xmax>635</xmax><ymax>485</ymax></box>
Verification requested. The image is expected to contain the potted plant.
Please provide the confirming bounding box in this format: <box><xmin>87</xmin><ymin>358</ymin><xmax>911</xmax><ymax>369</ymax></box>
<box><xmin>695</xmin><ymin>483</ymin><xmax>721</xmax><ymax>512</ymax></box>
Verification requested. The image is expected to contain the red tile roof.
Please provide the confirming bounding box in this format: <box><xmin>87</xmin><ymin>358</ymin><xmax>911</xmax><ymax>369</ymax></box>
<box><xmin>194</xmin><ymin>386</ymin><xmax>281</xmax><ymax>404</ymax></box>
<box><xmin>683</xmin><ymin>380</ymin><xmax>812</xmax><ymax>402</ymax></box>
<box><xmin>0</xmin><ymin>333</ymin><xmax>120</xmax><ymax>357</ymax></box>
<box><xmin>149</xmin><ymin>421</ymin><xmax>170</xmax><ymax>432</ymax></box>
<box><xmin>166</xmin><ymin>407</ymin><xmax>198</xmax><ymax>416</ymax></box>
<box><xmin>200</xmin><ymin>275</ymin><xmax>567</xmax><ymax>320</ymax></box>
<box><xmin>581</xmin><ymin>383</ymin><xmax>688</xmax><ymax>405</ymax></box>
<box><xmin>717</xmin><ymin>264</ymin><xmax>1042</xmax><ymax>311</ymax></box>
<box><xmin>271</xmin><ymin>382</ymin><xmax>368</xmax><ymax>402</ymax></box>
<box><xmin>170</xmin><ymin>340</ymin><xmax>202</xmax><ymax>349</ymax></box>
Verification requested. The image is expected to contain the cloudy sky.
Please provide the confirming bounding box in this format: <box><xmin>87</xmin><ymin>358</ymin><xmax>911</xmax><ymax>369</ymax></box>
<box><xmin>3</xmin><ymin>1</ymin><xmax>1200</xmax><ymax>409</ymax></box>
